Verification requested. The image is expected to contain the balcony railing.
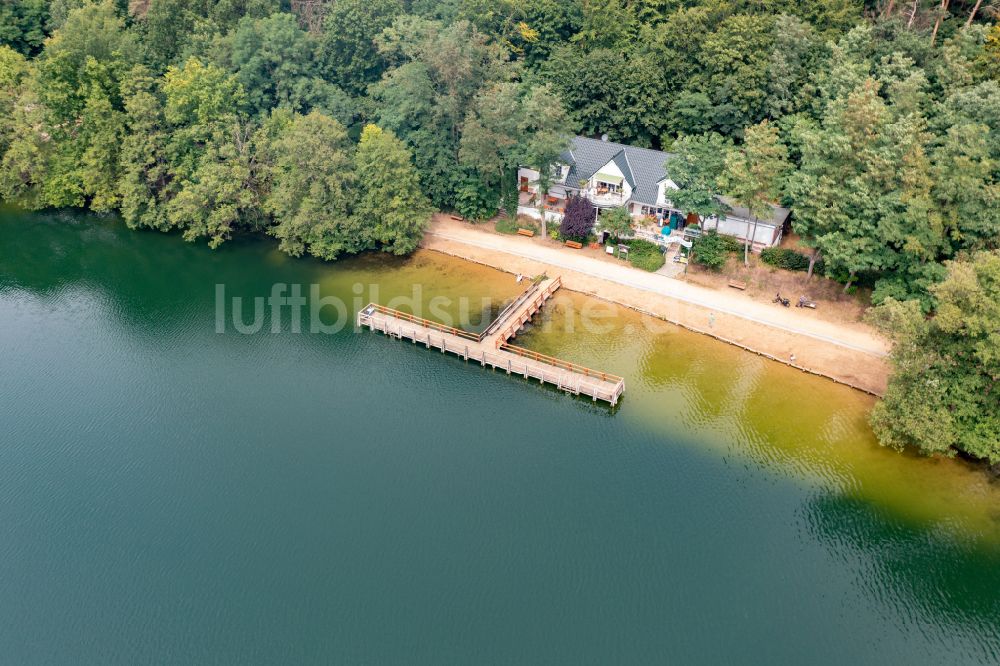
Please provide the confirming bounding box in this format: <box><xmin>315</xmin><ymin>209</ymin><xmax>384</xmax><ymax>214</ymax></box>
<box><xmin>584</xmin><ymin>189</ymin><xmax>625</xmax><ymax>206</ymax></box>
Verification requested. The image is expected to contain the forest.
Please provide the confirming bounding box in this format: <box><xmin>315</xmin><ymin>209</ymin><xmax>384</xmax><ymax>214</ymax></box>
<box><xmin>0</xmin><ymin>0</ymin><xmax>998</xmax><ymax>463</ymax></box>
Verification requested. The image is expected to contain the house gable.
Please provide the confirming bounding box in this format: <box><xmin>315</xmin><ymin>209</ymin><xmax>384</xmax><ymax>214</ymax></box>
<box><xmin>593</xmin><ymin>157</ymin><xmax>626</xmax><ymax>183</ymax></box>
<box><xmin>534</xmin><ymin>136</ymin><xmax>683</xmax><ymax>207</ymax></box>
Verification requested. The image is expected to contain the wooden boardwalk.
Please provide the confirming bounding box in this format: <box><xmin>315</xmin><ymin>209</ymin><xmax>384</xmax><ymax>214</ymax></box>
<box><xmin>356</xmin><ymin>277</ymin><xmax>625</xmax><ymax>405</ymax></box>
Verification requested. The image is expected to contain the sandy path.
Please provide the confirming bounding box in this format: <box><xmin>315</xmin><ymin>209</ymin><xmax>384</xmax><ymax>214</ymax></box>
<box><xmin>422</xmin><ymin>216</ymin><xmax>891</xmax><ymax>395</ymax></box>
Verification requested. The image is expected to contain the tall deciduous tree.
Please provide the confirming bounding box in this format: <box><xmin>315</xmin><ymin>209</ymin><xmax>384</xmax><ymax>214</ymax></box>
<box><xmin>134</xmin><ymin>0</ymin><xmax>279</xmax><ymax>70</ymax></box>
<box><xmin>373</xmin><ymin>16</ymin><xmax>510</xmax><ymax>209</ymax></box>
<box><xmin>517</xmin><ymin>84</ymin><xmax>570</xmax><ymax>238</ymax></box>
<box><xmin>264</xmin><ymin>110</ymin><xmax>359</xmax><ymax>260</ymax></box>
<box><xmin>0</xmin><ymin>2</ymin><xmax>130</xmax><ymax>210</ymax></box>
<box><xmin>167</xmin><ymin>118</ymin><xmax>266</xmax><ymax>248</ymax></box>
<box><xmin>765</xmin><ymin>15</ymin><xmax>825</xmax><ymax>119</ymax></box>
<box><xmin>0</xmin><ymin>0</ymin><xmax>49</xmax><ymax>56</ymax></box>
<box><xmin>77</xmin><ymin>67</ymin><xmax>125</xmax><ymax>211</ymax></box>
<box><xmin>719</xmin><ymin>120</ymin><xmax>790</xmax><ymax>266</ymax></box>
<box><xmin>697</xmin><ymin>14</ymin><xmax>775</xmax><ymax>137</ymax></box>
<box><xmin>160</xmin><ymin>57</ymin><xmax>259</xmax><ymax>247</ymax></box>
<box><xmin>541</xmin><ymin>43</ymin><xmax>666</xmax><ymax>147</ymax></box>
<box><xmin>353</xmin><ymin>124</ymin><xmax>432</xmax><ymax>255</ymax></box>
<box><xmin>0</xmin><ymin>46</ymin><xmax>29</xmax><ymax>161</ymax></box>
<box><xmin>118</xmin><ymin>65</ymin><xmax>171</xmax><ymax>232</ymax></box>
<box><xmin>163</xmin><ymin>56</ymin><xmax>245</xmax><ymax>183</ymax></box>
<box><xmin>932</xmin><ymin>121</ymin><xmax>1000</xmax><ymax>250</ymax></box>
<box><xmin>35</xmin><ymin>0</ymin><xmax>125</xmax><ymax>122</ymax></box>
<box><xmin>979</xmin><ymin>24</ymin><xmax>1000</xmax><ymax>80</ymax></box>
<box><xmin>230</xmin><ymin>12</ymin><xmax>352</xmax><ymax>119</ymax></box>
<box><xmin>460</xmin><ymin>82</ymin><xmax>570</xmax><ymax>199</ymax></box>
<box><xmin>789</xmin><ymin>80</ymin><xmax>907</xmax><ymax>286</ymax></box>
<box><xmin>459</xmin><ymin>82</ymin><xmax>521</xmax><ymax>187</ymax></box>
<box><xmin>869</xmin><ymin>251</ymin><xmax>1000</xmax><ymax>464</ymax></box>
<box><xmin>319</xmin><ymin>0</ymin><xmax>403</xmax><ymax>96</ymax></box>
<box><xmin>0</xmin><ymin>76</ymin><xmax>46</xmax><ymax>208</ymax></box>
<box><xmin>665</xmin><ymin>132</ymin><xmax>731</xmax><ymax>226</ymax></box>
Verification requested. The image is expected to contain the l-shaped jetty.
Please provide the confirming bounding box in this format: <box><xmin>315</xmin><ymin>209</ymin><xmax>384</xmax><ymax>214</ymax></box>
<box><xmin>356</xmin><ymin>276</ymin><xmax>625</xmax><ymax>406</ymax></box>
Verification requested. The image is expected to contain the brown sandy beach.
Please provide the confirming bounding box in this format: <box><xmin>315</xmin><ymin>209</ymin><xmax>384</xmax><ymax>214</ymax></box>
<box><xmin>422</xmin><ymin>215</ymin><xmax>891</xmax><ymax>395</ymax></box>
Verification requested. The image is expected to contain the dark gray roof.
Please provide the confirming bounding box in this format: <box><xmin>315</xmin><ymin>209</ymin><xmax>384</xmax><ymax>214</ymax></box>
<box><xmin>560</xmin><ymin>136</ymin><xmax>672</xmax><ymax>205</ymax></box>
<box><xmin>611</xmin><ymin>151</ymin><xmax>635</xmax><ymax>188</ymax></box>
<box><xmin>556</xmin><ymin>137</ymin><xmax>790</xmax><ymax>221</ymax></box>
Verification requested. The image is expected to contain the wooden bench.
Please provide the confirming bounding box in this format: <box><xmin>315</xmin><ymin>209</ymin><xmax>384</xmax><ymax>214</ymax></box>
<box><xmin>728</xmin><ymin>279</ymin><xmax>748</xmax><ymax>290</ymax></box>
<box><xmin>517</xmin><ymin>228</ymin><xmax>535</xmax><ymax>237</ymax></box>
<box><xmin>564</xmin><ymin>240</ymin><xmax>583</xmax><ymax>249</ymax></box>
<box><xmin>450</xmin><ymin>214</ymin><xmax>465</xmax><ymax>221</ymax></box>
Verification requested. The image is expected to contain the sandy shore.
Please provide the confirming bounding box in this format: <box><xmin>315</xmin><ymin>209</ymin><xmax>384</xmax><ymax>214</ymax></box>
<box><xmin>422</xmin><ymin>216</ymin><xmax>890</xmax><ymax>395</ymax></box>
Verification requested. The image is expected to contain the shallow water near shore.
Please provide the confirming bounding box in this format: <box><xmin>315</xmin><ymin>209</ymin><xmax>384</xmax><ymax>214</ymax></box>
<box><xmin>1</xmin><ymin>207</ymin><xmax>999</xmax><ymax>664</ymax></box>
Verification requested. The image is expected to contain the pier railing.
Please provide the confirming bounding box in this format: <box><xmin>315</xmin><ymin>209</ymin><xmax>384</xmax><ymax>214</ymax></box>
<box><xmin>356</xmin><ymin>277</ymin><xmax>624</xmax><ymax>405</ymax></box>
<box><xmin>481</xmin><ymin>283</ymin><xmax>540</xmax><ymax>339</ymax></box>
<box><xmin>498</xmin><ymin>342</ymin><xmax>624</xmax><ymax>384</ymax></box>
<box><xmin>359</xmin><ymin>303</ymin><xmax>481</xmax><ymax>342</ymax></box>
<box><xmin>360</xmin><ymin>276</ymin><xmax>561</xmax><ymax>346</ymax></box>
<box><xmin>492</xmin><ymin>276</ymin><xmax>562</xmax><ymax>345</ymax></box>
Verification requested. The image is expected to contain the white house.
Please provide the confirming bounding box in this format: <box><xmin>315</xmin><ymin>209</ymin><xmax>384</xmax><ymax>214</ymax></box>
<box><xmin>517</xmin><ymin>136</ymin><xmax>789</xmax><ymax>249</ymax></box>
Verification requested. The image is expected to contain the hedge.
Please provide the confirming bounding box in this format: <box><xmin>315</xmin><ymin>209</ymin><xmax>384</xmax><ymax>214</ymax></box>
<box><xmin>627</xmin><ymin>239</ymin><xmax>666</xmax><ymax>272</ymax></box>
<box><xmin>760</xmin><ymin>247</ymin><xmax>824</xmax><ymax>274</ymax></box>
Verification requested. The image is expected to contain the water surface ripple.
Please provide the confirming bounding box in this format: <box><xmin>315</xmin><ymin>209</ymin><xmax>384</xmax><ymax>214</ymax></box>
<box><xmin>1</xmin><ymin>209</ymin><xmax>998</xmax><ymax>665</ymax></box>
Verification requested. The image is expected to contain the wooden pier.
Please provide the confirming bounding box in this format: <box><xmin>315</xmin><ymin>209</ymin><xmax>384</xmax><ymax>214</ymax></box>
<box><xmin>356</xmin><ymin>276</ymin><xmax>625</xmax><ymax>406</ymax></box>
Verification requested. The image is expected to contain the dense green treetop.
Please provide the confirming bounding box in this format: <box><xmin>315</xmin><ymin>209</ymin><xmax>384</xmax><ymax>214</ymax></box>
<box><xmin>0</xmin><ymin>0</ymin><xmax>49</xmax><ymax>56</ymax></box>
<box><xmin>719</xmin><ymin>120</ymin><xmax>791</xmax><ymax>265</ymax></box>
<box><xmin>352</xmin><ymin>124</ymin><xmax>433</xmax><ymax>255</ymax></box>
<box><xmin>870</xmin><ymin>251</ymin><xmax>1000</xmax><ymax>464</ymax></box>
<box><xmin>665</xmin><ymin>133</ymin><xmax>732</xmax><ymax>225</ymax></box>
<box><xmin>264</xmin><ymin>110</ymin><xmax>359</xmax><ymax>260</ymax></box>
<box><xmin>318</xmin><ymin>0</ymin><xmax>403</xmax><ymax>96</ymax></box>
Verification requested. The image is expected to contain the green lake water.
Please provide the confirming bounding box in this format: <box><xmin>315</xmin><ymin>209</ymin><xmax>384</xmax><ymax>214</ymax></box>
<box><xmin>1</xmin><ymin>207</ymin><xmax>999</xmax><ymax>664</ymax></box>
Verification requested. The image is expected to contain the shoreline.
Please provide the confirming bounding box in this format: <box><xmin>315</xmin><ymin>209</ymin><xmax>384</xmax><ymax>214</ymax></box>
<box><xmin>421</xmin><ymin>217</ymin><xmax>890</xmax><ymax>396</ymax></box>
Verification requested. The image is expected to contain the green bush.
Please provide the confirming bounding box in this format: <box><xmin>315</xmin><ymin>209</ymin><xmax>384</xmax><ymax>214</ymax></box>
<box><xmin>760</xmin><ymin>247</ymin><xmax>824</xmax><ymax>274</ymax></box>
<box><xmin>691</xmin><ymin>231</ymin><xmax>730</xmax><ymax>270</ymax></box>
<box><xmin>626</xmin><ymin>238</ymin><xmax>665</xmax><ymax>272</ymax></box>
<box><xmin>720</xmin><ymin>234</ymin><xmax>743</xmax><ymax>253</ymax></box>
<box><xmin>454</xmin><ymin>175</ymin><xmax>499</xmax><ymax>221</ymax></box>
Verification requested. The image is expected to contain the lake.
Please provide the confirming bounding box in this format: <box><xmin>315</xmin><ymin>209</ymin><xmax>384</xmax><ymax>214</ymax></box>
<box><xmin>1</xmin><ymin>207</ymin><xmax>999</xmax><ymax>664</ymax></box>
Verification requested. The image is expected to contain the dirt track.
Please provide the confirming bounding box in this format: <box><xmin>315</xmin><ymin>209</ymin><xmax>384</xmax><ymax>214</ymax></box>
<box><xmin>422</xmin><ymin>216</ymin><xmax>891</xmax><ymax>395</ymax></box>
